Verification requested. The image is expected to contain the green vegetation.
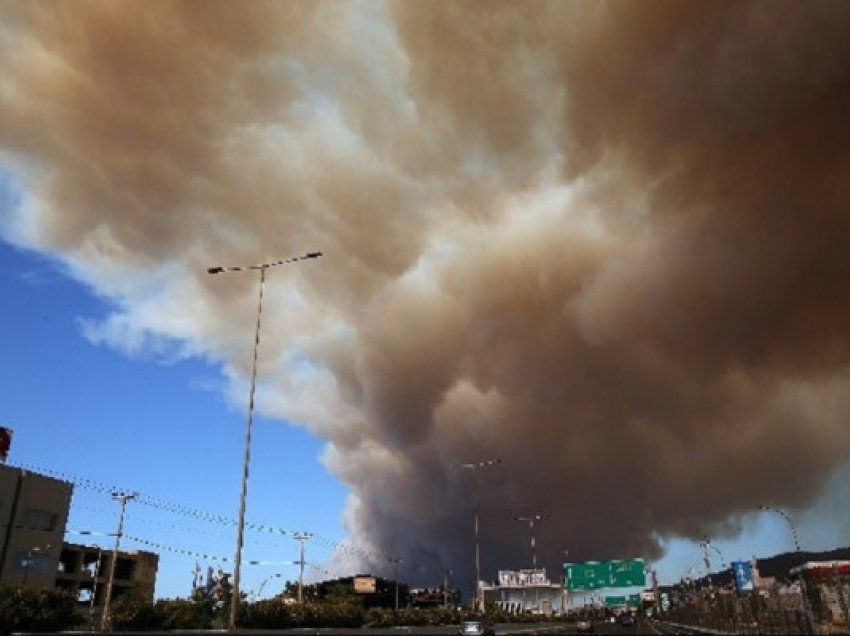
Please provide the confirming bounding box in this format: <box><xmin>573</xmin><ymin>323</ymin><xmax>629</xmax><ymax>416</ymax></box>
<box><xmin>0</xmin><ymin>585</ymin><xmax>81</xmax><ymax>634</ymax></box>
<box><xmin>0</xmin><ymin>579</ymin><xmax>573</xmax><ymax>632</ymax></box>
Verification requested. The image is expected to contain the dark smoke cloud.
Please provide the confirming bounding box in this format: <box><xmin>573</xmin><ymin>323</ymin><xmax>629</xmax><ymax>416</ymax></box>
<box><xmin>2</xmin><ymin>0</ymin><xmax>850</xmax><ymax>586</ymax></box>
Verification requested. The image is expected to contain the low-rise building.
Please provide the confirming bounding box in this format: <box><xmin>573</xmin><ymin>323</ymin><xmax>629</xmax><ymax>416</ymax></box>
<box><xmin>55</xmin><ymin>542</ymin><xmax>159</xmax><ymax>606</ymax></box>
<box><xmin>483</xmin><ymin>568</ymin><xmax>566</xmax><ymax>615</ymax></box>
<box><xmin>0</xmin><ymin>465</ymin><xmax>72</xmax><ymax>588</ymax></box>
<box><xmin>790</xmin><ymin>560</ymin><xmax>850</xmax><ymax>626</ymax></box>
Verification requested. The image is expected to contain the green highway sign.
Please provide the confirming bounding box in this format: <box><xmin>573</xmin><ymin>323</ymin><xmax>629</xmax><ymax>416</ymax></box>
<box><xmin>563</xmin><ymin>558</ymin><xmax>647</xmax><ymax>591</ymax></box>
<box><xmin>564</xmin><ymin>561</ymin><xmax>608</xmax><ymax>590</ymax></box>
<box><xmin>610</xmin><ymin>558</ymin><xmax>647</xmax><ymax>587</ymax></box>
<box><xmin>604</xmin><ymin>596</ymin><xmax>626</xmax><ymax>607</ymax></box>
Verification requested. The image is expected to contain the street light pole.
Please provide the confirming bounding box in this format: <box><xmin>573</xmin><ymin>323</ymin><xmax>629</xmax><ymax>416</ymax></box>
<box><xmin>759</xmin><ymin>505</ymin><xmax>800</xmax><ymax>552</ymax></box>
<box><xmin>101</xmin><ymin>492</ymin><xmax>136</xmax><ymax>631</ymax></box>
<box><xmin>460</xmin><ymin>458</ymin><xmax>502</xmax><ymax>613</ymax></box>
<box><xmin>514</xmin><ymin>514</ymin><xmax>542</xmax><ymax>569</ymax></box>
<box><xmin>208</xmin><ymin>251</ymin><xmax>322</xmax><ymax>631</ymax></box>
<box><xmin>390</xmin><ymin>557</ymin><xmax>402</xmax><ymax>611</ymax></box>
<box><xmin>760</xmin><ymin>504</ymin><xmax>814</xmax><ymax>634</ymax></box>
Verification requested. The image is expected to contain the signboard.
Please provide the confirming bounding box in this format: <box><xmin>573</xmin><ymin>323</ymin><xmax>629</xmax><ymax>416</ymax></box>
<box><xmin>564</xmin><ymin>559</ymin><xmax>646</xmax><ymax>591</ymax></box>
<box><xmin>353</xmin><ymin>576</ymin><xmax>376</xmax><ymax>593</ymax></box>
<box><xmin>498</xmin><ymin>569</ymin><xmax>549</xmax><ymax>587</ymax></box>
<box><xmin>564</xmin><ymin>561</ymin><xmax>609</xmax><ymax>590</ymax></box>
<box><xmin>610</xmin><ymin>559</ymin><xmax>647</xmax><ymax>587</ymax></box>
<box><xmin>732</xmin><ymin>561</ymin><xmax>754</xmax><ymax>593</ymax></box>
<box><xmin>605</xmin><ymin>595</ymin><xmax>626</xmax><ymax>607</ymax></box>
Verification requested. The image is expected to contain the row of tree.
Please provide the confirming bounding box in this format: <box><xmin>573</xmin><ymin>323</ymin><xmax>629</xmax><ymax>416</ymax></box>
<box><xmin>1</xmin><ymin>576</ymin><xmax>468</xmax><ymax>633</ymax></box>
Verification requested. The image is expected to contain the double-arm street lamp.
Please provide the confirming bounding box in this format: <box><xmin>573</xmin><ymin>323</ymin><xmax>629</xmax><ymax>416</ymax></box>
<box><xmin>208</xmin><ymin>251</ymin><xmax>322</xmax><ymax>631</ymax></box>
<box><xmin>460</xmin><ymin>458</ymin><xmax>502</xmax><ymax>612</ymax></box>
<box><xmin>514</xmin><ymin>514</ymin><xmax>542</xmax><ymax>569</ymax></box>
<box><xmin>759</xmin><ymin>504</ymin><xmax>800</xmax><ymax>552</ymax></box>
<box><xmin>760</xmin><ymin>504</ymin><xmax>816</xmax><ymax>633</ymax></box>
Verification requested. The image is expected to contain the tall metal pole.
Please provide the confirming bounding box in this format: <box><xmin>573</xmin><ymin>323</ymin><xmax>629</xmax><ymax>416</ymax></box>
<box><xmin>208</xmin><ymin>251</ymin><xmax>321</xmax><ymax>632</ymax></box>
<box><xmin>460</xmin><ymin>458</ymin><xmax>501</xmax><ymax>613</ymax></box>
<box><xmin>293</xmin><ymin>532</ymin><xmax>312</xmax><ymax>604</ymax></box>
<box><xmin>101</xmin><ymin>492</ymin><xmax>136</xmax><ymax>631</ymax></box>
<box><xmin>514</xmin><ymin>514</ymin><xmax>542</xmax><ymax>569</ymax></box>
<box><xmin>392</xmin><ymin>558</ymin><xmax>401</xmax><ymax>611</ymax></box>
<box><xmin>443</xmin><ymin>568</ymin><xmax>451</xmax><ymax>609</ymax></box>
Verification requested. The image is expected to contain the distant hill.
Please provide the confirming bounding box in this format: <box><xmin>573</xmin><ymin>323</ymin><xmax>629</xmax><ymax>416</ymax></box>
<box><xmin>660</xmin><ymin>546</ymin><xmax>850</xmax><ymax>591</ymax></box>
<box><xmin>754</xmin><ymin>546</ymin><xmax>850</xmax><ymax>582</ymax></box>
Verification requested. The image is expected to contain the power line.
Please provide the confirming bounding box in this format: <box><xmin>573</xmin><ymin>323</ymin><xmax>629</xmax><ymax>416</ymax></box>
<box><xmin>16</xmin><ymin>462</ymin><xmax>403</xmax><ymax>568</ymax></box>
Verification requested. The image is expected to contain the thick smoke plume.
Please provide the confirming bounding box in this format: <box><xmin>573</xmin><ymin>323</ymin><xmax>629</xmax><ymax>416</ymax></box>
<box><xmin>2</xmin><ymin>1</ymin><xmax>850</xmax><ymax>586</ymax></box>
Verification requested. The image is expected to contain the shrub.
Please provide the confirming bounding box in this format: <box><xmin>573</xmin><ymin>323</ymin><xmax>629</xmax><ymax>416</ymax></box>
<box><xmin>0</xmin><ymin>585</ymin><xmax>81</xmax><ymax>634</ymax></box>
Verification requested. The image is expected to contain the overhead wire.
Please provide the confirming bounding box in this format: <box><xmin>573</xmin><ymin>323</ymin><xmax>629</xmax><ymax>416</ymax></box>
<box><xmin>16</xmin><ymin>462</ymin><xmax>404</xmax><ymax>567</ymax></box>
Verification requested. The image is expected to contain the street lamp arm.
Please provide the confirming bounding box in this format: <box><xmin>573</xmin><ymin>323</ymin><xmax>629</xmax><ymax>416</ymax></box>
<box><xmin>207</xmin><ymin>251</ymin><xmax>322</xmax><ymax>275</ymax></box>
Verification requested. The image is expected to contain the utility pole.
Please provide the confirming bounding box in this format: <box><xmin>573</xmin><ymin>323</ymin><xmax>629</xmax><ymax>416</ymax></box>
<box><xmin>443</xmin><ymin>568</ymin><xmax>452</xmax><ymax>609</ymax></box>
<box><xmin>101</xmin><ymin>492</ymin><xmax>136</xmax><ymax>631</ymax></box>
<box><xmin>293</xmin><ymin>532</ymin><xmax>312</xmax><ymax>604</ymax></box>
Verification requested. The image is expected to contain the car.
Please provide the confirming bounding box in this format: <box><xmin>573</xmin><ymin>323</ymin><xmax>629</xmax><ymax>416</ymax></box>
<box><xmin>619</xmin><ymin>613</ymin><xmax>635</xmax><ymax>627</ymax></box>
<box><xmin>458</xmin><ymin>617</ymin><xmax>495</xmax><ymax>636</ymax></box>
<box><xmin>576</xmin><ymin>618</ymin><xmax>593</xmax><ymax>633</ymax></box>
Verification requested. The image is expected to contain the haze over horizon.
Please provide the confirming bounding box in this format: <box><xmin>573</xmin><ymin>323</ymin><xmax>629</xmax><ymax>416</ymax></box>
<box><xmin>2</xmin><ymin>0</ymin><xmax>850</xmax><ymax>596</ymax></box>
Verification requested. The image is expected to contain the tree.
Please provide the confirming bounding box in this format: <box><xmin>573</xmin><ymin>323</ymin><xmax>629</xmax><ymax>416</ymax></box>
<box><xmin>0</xmin><ymin>585</ymin><xmax>80</xmax><ymax>634</ymax></box>
<box><xmin>107</xmin><ymin>585</ymin><xmax>160</xmax><ymax>630</ymax></box>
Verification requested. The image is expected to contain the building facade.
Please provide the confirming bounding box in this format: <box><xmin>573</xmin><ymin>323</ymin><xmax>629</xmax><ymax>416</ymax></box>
<box><xmin>0</xmin><ymin>465</ymin><xmax>72</xmax><ymax>588</ymax></box>
<box><xmin>0</xmin><ymin>464</ymin><xmax>158</xmax><ymax>621</ymax></box>
<box><xmin>56</xmin><ymin>542</ymin><xmax>159</xmax><ymax>607</ymax></box>
<box><xmin>483</xmin><ymin>569</ymin><xmax>567</xmax><ymax>615</ymax></box>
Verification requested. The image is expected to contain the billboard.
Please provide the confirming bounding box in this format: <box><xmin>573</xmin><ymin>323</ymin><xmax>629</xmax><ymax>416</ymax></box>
<box><xmin>564</xmin><ymin>558</ymin><xmax>646</xmax><ymax>590</ymax></box>
<box><xmin>498</xmin><ymin>569</ymin><xmax>550</xmax><ymax>587</ymax></box>
<box><xmin>732</xmin><ymin>561</ymin><xmax>754</xmax><ymax>593</ymax></box>
<box><xmin>353</xmin><ymin>576</ymin><xmax>376</xmax><ymax>593</ymax></box>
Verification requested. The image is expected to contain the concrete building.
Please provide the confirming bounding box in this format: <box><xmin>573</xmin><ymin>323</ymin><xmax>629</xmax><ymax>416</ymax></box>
<box><xmin>0</xmin><ymin>465</ymin><xmax>72</xmax><ymax>588</ymax></box>
<box><xmin>483</xmin><ymin>568</ymin><xmax>566</xmax><ymax>615</ymax></box>
<box><xmin>56</xmin><ymin>542</ymin><xmax>159</xmax><ymax>607</ymax></box>
<box><xmin>0</xmin><ymin>464</ymin><xmax>158</xmax><ymax>621</ymax></box>
<box><xmin>791</xmin><ymin>560</ymin><xmax>850</xmax><ymax>627</ymax></box>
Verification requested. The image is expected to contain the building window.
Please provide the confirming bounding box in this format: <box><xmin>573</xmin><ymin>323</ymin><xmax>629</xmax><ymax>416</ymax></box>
<box><xmin>15</xmin><ymin>551</ymin><xmax>53</xmax><ymax>573</ymax></box>
<box><xmin>23</xmin><ymin>508</ymin><xmax>57</xmax><ymax>531</ymax></box>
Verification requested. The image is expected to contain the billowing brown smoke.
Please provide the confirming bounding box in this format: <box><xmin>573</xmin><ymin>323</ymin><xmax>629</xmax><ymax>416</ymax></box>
<box><xmin>2</xmin><ymin>0</ymin><xmax>850</xmax><ymax>587</ymax></box>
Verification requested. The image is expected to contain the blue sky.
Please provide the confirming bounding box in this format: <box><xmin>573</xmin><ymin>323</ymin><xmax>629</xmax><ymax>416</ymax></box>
<box><xmin>0</xmin><ymin>235</ymin><xmax>349</xmax><ymax>600</ymax></box>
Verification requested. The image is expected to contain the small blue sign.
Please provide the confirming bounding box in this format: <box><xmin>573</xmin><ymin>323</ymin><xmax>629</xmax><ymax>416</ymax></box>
<box><xmin>732</xmin><ymin>560</ymin><xmax>754</xmax><ymax>593</ymax></box>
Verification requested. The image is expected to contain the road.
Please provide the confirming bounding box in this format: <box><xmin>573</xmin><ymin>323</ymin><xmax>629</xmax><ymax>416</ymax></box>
<box><xmin>232</xmin><ymin>621</ymin><xmax>656</xmax><ymax>636</ymax></box>
<box><xmin>234</xmin><ymin>619</ymin><xmax>651</xmax><ymax>634</ymax></box>
<box><xmin>34</xmin><ymin>620</ymin><xmax>651</xmax><ymax>636</ymax></box>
